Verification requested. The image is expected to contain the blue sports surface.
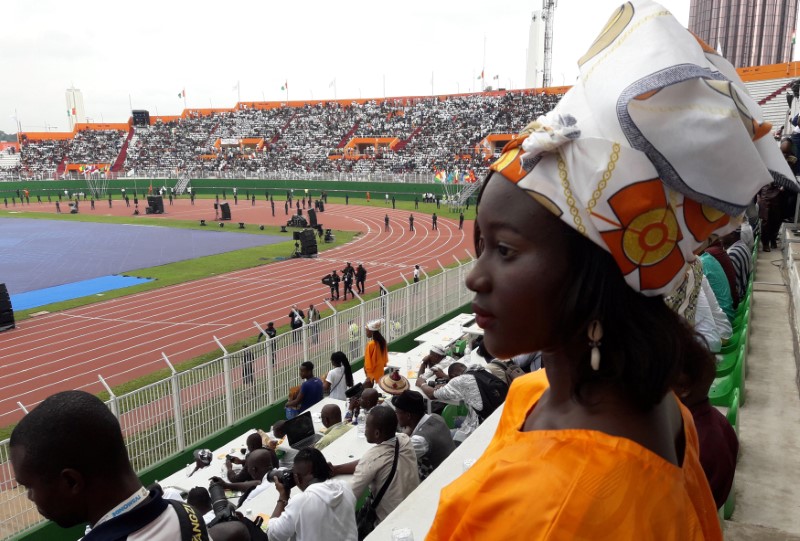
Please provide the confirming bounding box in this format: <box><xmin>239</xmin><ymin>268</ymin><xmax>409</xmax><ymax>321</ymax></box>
<box><xmin>1</xmin><ymin>218</ymin><xmax>287</xmax><ymax>305</ymax></box>
<box><xmin>10</xmin><ymin>275</ymin><xmax>154</xmax><ymax>311</ymax></box>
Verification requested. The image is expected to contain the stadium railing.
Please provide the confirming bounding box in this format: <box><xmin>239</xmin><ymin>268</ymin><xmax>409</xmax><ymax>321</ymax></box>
<box><xmin>0</xmin><ymin>258</ymin><xmax>475</xmax><ymax>540</ymax></box>
<box><xmin>1</xmin><ymin>169</ymin><xmax>447</xmax><ymax>183</ymax></box>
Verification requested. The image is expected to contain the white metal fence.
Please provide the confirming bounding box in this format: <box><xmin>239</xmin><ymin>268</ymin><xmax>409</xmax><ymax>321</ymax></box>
<box><xmin>0</xmin><ymin>259</ymin><xmax>474</xmax><ymax>540</ymax></box>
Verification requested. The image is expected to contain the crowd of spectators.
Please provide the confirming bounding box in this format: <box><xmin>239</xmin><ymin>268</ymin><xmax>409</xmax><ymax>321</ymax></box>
<box><xmin>14</xmin><ymin>90</ymin><xmax>564</xmax><ymax>179</ymax></box>
<box><xmin>66</xmin><ymin>129</ymin><xmax>126</xmax><ymax>164</ymax></box>
<box><xmin>15</xmin><ymin>129</ymin><xmax>126</xmax><ymax>177</ymax></box>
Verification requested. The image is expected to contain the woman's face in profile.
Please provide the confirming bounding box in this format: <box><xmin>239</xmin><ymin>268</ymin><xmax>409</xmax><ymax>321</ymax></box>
<box><xmin>467</xmin><ymin>177</ymin><xmax>571</xmax><ymax>359</ymax></box>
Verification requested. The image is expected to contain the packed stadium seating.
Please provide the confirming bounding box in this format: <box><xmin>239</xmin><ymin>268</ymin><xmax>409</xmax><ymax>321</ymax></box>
<box><xmin>15</xmin><ymin>90</ymin><xmax>563</xmax><ymax>179</ymax></box>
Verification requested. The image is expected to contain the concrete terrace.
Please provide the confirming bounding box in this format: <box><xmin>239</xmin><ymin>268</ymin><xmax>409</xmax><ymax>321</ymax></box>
<box><xmin>724</xmin><ymin>229</ymin><xmax>800</xmax><ymax>540</ymax></box>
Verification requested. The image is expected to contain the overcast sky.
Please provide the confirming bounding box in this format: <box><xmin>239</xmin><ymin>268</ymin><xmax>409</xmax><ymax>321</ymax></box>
<box><xmin>0</xmin><ymin>0</ymin><xmax>765</xmax><ymax>134</ymax></box>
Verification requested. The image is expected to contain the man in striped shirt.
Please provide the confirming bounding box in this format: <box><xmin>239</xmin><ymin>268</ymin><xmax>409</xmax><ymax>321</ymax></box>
<box><xmin>723</xmin><ymin>228</ymin><xmax>753</xmax><ymax>302</ymax></box>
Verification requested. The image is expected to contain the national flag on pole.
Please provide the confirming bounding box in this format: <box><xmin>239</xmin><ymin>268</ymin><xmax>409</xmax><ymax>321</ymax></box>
<box><xmin>434</xmin><ymin>170</ymin><xmax>446</xmax><ymax>183</ymax></box>
<box><xmin>281</xmin><ymin>80</ymin><xmax>288</xmax><ymax>91</ymax></box>
<box><xmin>468</xmin><ymin>169</ymin><xmax>477</xmax><ymax>183</ymax></box>
<box><xmin>446</xmin><ymin>171</ymin><xmax>456</xmax><ymax>183</ymax></box>
<box><xmin>493</xmin><ymin>75</ymin><xmax>499</xmax><ymax>80</ymax></box>
<box><xmin>477</xmin><ymin>70</ymin><xmax>484</xmax><ymax>80</ymax></box>
<box><xmin>178</xmin><ymin>89</ymin><xmax>185</xmax><ymax>99</ymax></box>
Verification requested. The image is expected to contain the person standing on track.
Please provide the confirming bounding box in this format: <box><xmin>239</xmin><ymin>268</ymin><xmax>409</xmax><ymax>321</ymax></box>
<box><xmin>459</xmin><ymin>212</ymin><xmax>464</xmax><ymax>230</ymax></box>
<box><xmin>285</xmin><ymin>200</ymin><xmax>289</xmax><ymax>215</ymax></box>
<box><xmin>385</xmin><ymin>214</ymin><xmax>390</xmax><ymax>232</ymax></box>
<box><xmin>307</xmin><ymin>304</ymin><xmax>320</xmax><ymax>345</ymax></box>
<box><xmin>409</xmin><ymin>214</ymin><xmax>414</xmax><ymax>232</ymax></box>
<box><xmin>432</xmin><ymin>213</ymin><xmax>438</xmax><ymax>231</ymax></box>
<box><xmin>342</xmin><ymin>264</ymin><xmax>355</xmax><ymax>300</ymax></box>
<box><xmin>356</xmin><ymin>264</ymin><xmax>367</xmax><ymax>294</ymax></box>
<box><xmin>271</xmin><ymin>199</ymin><xmax>275</xmax><ymax>216</ymax></box>
<box><xmin>413</xmin><ymin>265</ymin><xmax>420</xmax><ymax>283</ymax></box>
<box><xmin>331</xmin><ymin>270</ymin><xmax>341</xmax><ymax>301</ymax></box>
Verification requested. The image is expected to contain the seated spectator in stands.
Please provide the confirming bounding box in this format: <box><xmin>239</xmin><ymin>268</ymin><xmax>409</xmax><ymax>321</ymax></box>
<box><xmin>331</xmin><ymin>407</ymin><xmax>419</xmax><ymax>524</ymax></box>
<box><xmin>416</xmin><ymin>362</ymin><xmax>485</xmax><ymax>443</ymax></box>
<box><xmin>722</xmin><ymin>228</ymin><xmax>753</xmax><ymax>301</ymax></box>
<box><xmin>324</xmin><ymin>351</ymin><xmax>354</xmax><ymax>400</ymax></box>
<box><xmin>186</xmin><ymin>487</ymin><xmax>215</xmax><ymax>525</ymax></box>
<box><xmin>346</xmin><ymin>387</ymin><xmax>380</xmax><ymax>423</ymax></box>
<box><xmin>268</xmin><ymin>420</ymin><xmax>298</xmax><ymax>468</ymax></box>
<box><xmin>666</xmin><ymin>259</ymin><xmax>731</xmax><ymax>353</ymax></box>
<box><xmin>392</xmin><ymin>390</ymin><xmax>455</xmax><ymax>480</ymax></box>
<box><xmin>418</xmin><ymin>345</ymin><xmax>455</xmax><ymax>379</ymax></box>
<box><xmin>285</xmin><ymin>361</ymin><xmax>324</xmax><ymax>415</ymax></box>
<box><xmin>700</xmin><ymin>249</ymin><xmax>737</xmax><ymax>323</ymax></box>
<box><xmin>267</xmin><ymin>448</ymin><xmax>357</xmax><ymax>541</ymax></box>
<box><xmin>315</xmin><ymin>404</ymin><xmax>353</xmax><ymax>450</ymax></box>
<box><xmin>674</xmin><ymin>339</ymin><xmax>739</xmax><ymax>509</ymax></box>
<box><xmin>704</xmin><ymin>240</ymin><xmax>740</xmax><ymax>308</ymax></box>
<box><xmin>224</xmin><ymin>432</ymin><xmax>266</xmax><ymax>483</ymax></box>
<box><xmin>211</xmin><ymin>448</ymin><xmax>277</xmax><ymax>508</ymax></box>
<box><xmin>9</xmin><ymin>390</ymin><xmax>210</xmax><ymax>539</ymax></box>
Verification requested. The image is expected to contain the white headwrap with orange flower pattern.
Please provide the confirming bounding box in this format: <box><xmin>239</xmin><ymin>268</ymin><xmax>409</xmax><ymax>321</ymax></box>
<box><xmin>491</xmin><ymin>0</ymin><xmax>798</xmax><ymax>296</ymax></box>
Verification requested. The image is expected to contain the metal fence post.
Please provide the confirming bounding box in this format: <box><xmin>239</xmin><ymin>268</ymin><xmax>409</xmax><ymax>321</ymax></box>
<box><xmin>293</xmin><ymin>308</ymin><xmax>309</xmax><ymax>365</ymax></box>
<box><xmin>420</xmin><ymin>267</ymin><xmax>430</xmax><ymax>323</ymax></box>
<box><xmin>162</xmin><ymin>352</ymin><xmax>186</xmax><ymax>450</ymax></box>
<box><xmin>98</xmin><ymin>375</ymin><xmax>119</xmax><ymax>419</ymax></box>
<box><xmin>253</xmin><ymin>322</ymin><xmax>275</xmax><ymax>404</ymax></box>
<box><xmin>324</xmin><ymin>300</ymin><xmax>339</xmax><ymax>351</ymax></box>
<box><xmin>213</xmin><ymin>336</ymin><xmax>235</xmax><ymax>426</ymax></box>
<box><xmin>437</xmin><ymin>260</ymin><xmax>448</xmax><ymax>311</ymax></box>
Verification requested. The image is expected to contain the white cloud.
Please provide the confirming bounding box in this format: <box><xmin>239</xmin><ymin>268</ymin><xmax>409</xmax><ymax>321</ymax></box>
<box><xmin>0</xmin><ymin>0</ymin><xmax>690</xmax><ymax>134</ymax></box>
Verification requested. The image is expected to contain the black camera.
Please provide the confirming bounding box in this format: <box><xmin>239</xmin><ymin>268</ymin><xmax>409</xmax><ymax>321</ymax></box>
<box><xmin>208</xmin><ymin>481</ymin><xmax>235</xmax><ymax>523</ymax></box>
<box><xmin>272</xmin><ymin>469</ymin><xmax>296</xmax><ymax>491</ymax></box>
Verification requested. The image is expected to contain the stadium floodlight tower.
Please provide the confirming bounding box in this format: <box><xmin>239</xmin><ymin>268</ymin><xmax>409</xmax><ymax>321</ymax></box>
<box><xmin>541</xmin><ymin>0</ymin><xmax>557</xmax><ymax>88</ymax></box>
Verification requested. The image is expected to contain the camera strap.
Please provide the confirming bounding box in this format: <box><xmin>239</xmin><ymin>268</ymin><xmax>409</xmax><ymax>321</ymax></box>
<box><xmin>168</xmin><ymin>500</ymin><xmax>211</xmax><ymax>541</ymax></box>
<box><xmin>372</xmin><ymin>439</ymin><xmax>400</xmax><ymax>509</ymax></box>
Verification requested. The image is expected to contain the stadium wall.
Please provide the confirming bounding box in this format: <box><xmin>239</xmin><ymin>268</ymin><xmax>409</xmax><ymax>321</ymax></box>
<box><xmin>0</xmin><ymin>179</ymin><xmax>461</xmax><ymax>201</ymax></box>
<box><xmin>10</xmin><ymin>303</ymin><xmax>472</xmax><ymax>541</ymax></box>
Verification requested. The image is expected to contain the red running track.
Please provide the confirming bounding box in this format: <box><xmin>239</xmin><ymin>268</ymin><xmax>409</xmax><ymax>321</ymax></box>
<box><xmin>0</xmin><ymin>198</ymin><xmax>473</xmax><ymax>425</ymax></box>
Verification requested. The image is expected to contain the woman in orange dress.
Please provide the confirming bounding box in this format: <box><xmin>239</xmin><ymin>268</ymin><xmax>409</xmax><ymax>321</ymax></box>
<box><xmin>426</xmin><ymin>2</ymin><xmax>798</xmax><ymax>539</ymax></box>
<box><xmin>363</xmin><ymin>319</ymin><xmax>388</xmax><ymax>383</ymax></box>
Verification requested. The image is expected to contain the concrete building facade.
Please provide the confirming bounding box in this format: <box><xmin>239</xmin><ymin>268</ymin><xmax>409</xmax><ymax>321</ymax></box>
<box><xmin>689</xmin><ymin>0</ymin><xmax>799</xmax><ymax>68</ymax></box>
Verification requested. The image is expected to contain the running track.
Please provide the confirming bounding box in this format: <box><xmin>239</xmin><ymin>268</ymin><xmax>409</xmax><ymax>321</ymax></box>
<box><xmin>0</xmin><ymin>198</ymin><xmax>473</xmax><ymax>424</ymax></box>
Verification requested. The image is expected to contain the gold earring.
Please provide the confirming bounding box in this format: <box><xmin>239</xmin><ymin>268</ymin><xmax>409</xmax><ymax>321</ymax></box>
<box><xmin>588</xmin><ymin>320</ymin><xmax>603</xmax><ymax>371</ymax></box>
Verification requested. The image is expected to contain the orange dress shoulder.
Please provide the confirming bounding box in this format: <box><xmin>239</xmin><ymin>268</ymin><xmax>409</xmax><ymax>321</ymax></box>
<box><xmin>426</xmin><ymin>370</ymin><xmax>722</xmax><ymax>541</ymax></box>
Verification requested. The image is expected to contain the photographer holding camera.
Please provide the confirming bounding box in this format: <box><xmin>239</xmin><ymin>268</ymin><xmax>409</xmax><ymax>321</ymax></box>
<box><xmin>211</xmin><ymin>449</ymin><xmax>278</xmax><ymax>509</ymax></box>
<box><xmin>267</xmin><ymin>448</ymin><xmax>356</xmax><ymax>541</ymax></box>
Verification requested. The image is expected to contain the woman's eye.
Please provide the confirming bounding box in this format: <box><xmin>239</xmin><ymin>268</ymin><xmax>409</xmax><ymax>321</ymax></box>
<box><xmin>498</xmin><ymin>244</ymin><xmax>513</xmax><ymax>257</ymax></box>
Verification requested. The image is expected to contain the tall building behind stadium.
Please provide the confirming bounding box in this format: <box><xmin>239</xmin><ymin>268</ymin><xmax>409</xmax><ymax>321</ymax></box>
<box><xmin>689</xmin><ymin>0</ymin><xmax>799</xmax><ymax>68</ymax></box>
